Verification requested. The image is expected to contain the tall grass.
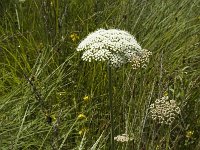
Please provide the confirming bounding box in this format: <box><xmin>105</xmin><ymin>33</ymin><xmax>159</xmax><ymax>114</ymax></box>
<box><xmin>0</xmin><ymin>0</ymin><xmax>200</xmax><ymax>149</ymax></box>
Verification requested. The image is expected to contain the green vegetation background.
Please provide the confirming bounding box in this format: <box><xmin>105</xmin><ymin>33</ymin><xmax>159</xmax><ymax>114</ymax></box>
<box><xmin>0</xmin><ymin>0</ymin><xmax>199</xmax><ymax>149</ymax></box>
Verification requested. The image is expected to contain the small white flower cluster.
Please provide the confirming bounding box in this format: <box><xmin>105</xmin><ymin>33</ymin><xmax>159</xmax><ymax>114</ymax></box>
<box><xmin>77</xmin><ymin>29</ymin><xmax>149</xmax><ymax>67</ymax></box>
<box><xmin>114</xmin><ymin>133</ymin><xmax>134</xmax><ymax>142</ymax></box>
<box><xmin>132</xmin><ymin>49</ymin><xmax>152</xmax><ymax>69</ymax></box>
<box><xmin>149</xmin><ymin>96</ymin><xmax>181</xmax><ymax>125</ymax></box>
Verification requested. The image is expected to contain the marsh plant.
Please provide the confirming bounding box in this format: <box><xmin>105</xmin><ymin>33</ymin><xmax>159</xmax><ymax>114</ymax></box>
<box><xmin>77</xmin><ymin>28</ymin><xmax>151</xmax><ymax>149</ymax></box>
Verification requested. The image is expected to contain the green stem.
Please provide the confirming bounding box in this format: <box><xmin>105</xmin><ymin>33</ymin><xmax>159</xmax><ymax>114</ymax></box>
<box><xmin>166</xmin><ymin>127</ymin><xmax>170</xmax><ymax>150</ymax></box>
<box><xmin>55</xmin><ymin>0</ymin><xmax>59</xmax><ymax>34</ymax></box>
<box><xmin>108</xmin><ymin>65</ymin><xmax>114</xmax><ymax>150</ymax></box>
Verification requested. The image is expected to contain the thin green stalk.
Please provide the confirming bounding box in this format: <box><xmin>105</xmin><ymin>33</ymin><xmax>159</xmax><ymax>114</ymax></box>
<box><xmin>14</xmin><ymin>105</ymin><xmax>29</xmax><ymax>149</ymax></box>
<box><xmin>15</xmin><ymin>4</ymin><xmax>20</xmax><ymax>30</ymax></box>
<box><xmin>107</xmin><ymin>65</ymin><xmax>114</xmax><ymax>150</ymax></box>
<box><xmin>166</xmin><ymin>127</ymin><xmax>170</xmax><ymax>150</ymax></box>
<box><xmin>58</xmin><ymin>119</ymin><xmax>78</xmax><ymax>150</ymax></box>
<box><xmin>55</xmin><ymin>0</ymin><xmax>59</xmax><ymax>34</ymax></box>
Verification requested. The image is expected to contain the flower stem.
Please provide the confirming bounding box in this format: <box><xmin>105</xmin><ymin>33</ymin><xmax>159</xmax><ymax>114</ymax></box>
<box><xmin>108</xmin><ymin>65</ymin><xmax>114</xmax><ymax>150</ymax></box>
<box><xmin>166</xmin><ymin>126</ymin><xmax>170</xmax><ymax>150</ymax></box>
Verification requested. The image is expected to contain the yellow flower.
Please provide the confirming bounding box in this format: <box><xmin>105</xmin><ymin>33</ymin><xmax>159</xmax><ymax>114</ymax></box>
<box><xmin>51</xmin><ymin>114</ymin><xmax>56</xmax><ymax>122</ymax></box>
<box><xmin>186</xmin><ymin>130</ymin><xmax>194</xmax><ymax>138</ymax></box>
<box><xmin>77</xmin><ymin>114</ymin><xmax>87</xmax><ymax>120</ymax></box>
<box><xmin>78</xmin><ymin>127</ymin><xmax>88</xmax><ymax>135</ymax></box>
<box><xmin>45</xmin><ymin>113</ymin><xmax>57</xmax><ymax>124</ymax></box>
<box><xmin>83</xmin><ymin>95</ymin><xmax>90</xmax><ymax>103</ymax></box>
<box><xmin>156</xmin><ymin>145</ymin><xmax>160</xmax><ymax>150</ymax></box>
<box><xmin>164</xmin><ymin>91</ymin><xmax>168</xmax><ymax>96</ymax></box>
<box><xmin>70</xmin><ymin>33</ymin><xmax>79</xmax><ymax>42</ymax></box>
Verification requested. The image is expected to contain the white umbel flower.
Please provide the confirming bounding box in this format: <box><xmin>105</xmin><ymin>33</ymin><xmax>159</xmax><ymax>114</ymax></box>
<box><xmin>77</xmin><ymin>29</ymin><xmax>150</xmax><ymax>67</ymax></box>
<box><xmin>149</xmin><ymin>96</ymin><xmax>181</xmax><ymax>125</ymax></box>
<box><xmin>114</xmin><ymin>133</ymin><xmax>134</xmax><ymax>142</ymax></box>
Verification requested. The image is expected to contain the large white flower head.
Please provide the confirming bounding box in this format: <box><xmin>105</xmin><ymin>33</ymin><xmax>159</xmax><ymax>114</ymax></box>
<box><xmin>77</xmin><ymin>29</ymin><xmax>151</xmax><ymax>68</ymax></box>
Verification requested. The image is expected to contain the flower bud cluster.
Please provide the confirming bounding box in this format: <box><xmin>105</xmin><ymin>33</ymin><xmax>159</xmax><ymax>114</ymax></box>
<box><xmin>149</xmin><ymin>96</ymin><xmax>180</xmax><ymax>125</ymax></box>
<box><xmin>114</xmin><ymin>133</ymin><xmax>134</xmax><ymax>142</ymax></box>
<box><xmin>132</xmin><ymin>49</ymin><xmax>152</xmax><ymax>69</ymax></box>
<box><xmin>77</xmin><ymin>29</ymin><xmax>149</xmax><ymax>67</ymax></box>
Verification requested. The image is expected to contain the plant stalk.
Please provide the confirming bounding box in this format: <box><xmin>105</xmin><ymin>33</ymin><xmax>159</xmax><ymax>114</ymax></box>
<box><xmin>166</xmin><ymin>126</ymin><xmax>170</xmax><ymax>150</ymax></box>
<box><xmin>108</xmin><ymin>65</ymin><xmax>114</xmax><ymax>150</ymax></box>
